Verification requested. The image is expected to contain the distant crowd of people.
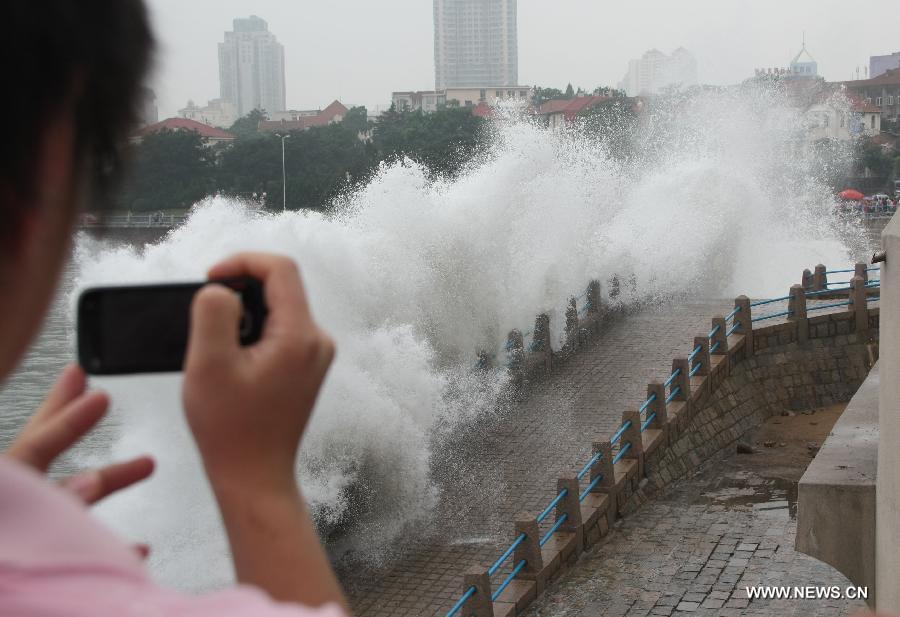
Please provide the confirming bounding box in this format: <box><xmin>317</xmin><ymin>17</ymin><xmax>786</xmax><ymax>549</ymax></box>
<box><xmin>837</xmin><ymin>195</ymin><xmax>898</xmax><ymax>216</ymax></box>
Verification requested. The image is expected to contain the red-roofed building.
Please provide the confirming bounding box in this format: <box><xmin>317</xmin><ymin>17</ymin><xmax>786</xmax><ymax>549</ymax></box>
<box><xmin>132</xmin><ymin>117</ymin><xmax>236</xmax><ymax>145</ymax></box>
<box><xmin>535</xmin><ymin>96</ymin><xmax>615</xmax><ymax>130</ymax></box>
<box><xmin>258</xmin><ymin>100</ymin><xmax>349</xmax><ymax>133</ymax></box>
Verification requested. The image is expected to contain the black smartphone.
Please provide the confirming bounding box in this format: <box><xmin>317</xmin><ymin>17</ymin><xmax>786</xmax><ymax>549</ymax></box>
<box><xmin>77</xmin><ymin>277</ymin><xmax>267</xmax><ymax>375</ymax></box>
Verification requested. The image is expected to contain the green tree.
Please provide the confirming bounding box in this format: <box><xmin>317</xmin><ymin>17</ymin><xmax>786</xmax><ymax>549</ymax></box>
<box><xmin>228</xmin><ymin>109</ymin><xmax>268</xmax><ymax>140</ymax></box>
<box><xmin>342</xmin><ymin>106</ymin><xmax>371</xmax><ymax>135</ymax></box>
<box><xmin>564</xmin><ymin>83</ymin><xmax>575</xmax><ymax>99</ymax></box>
<box><xmin>117</xmin><ymin>129</ymin><xmax>214</xmax><ymax>210</ymax></box>
<box><xmin>372</xmin><ymin>107</ymin><xmax>488</xmax><ymax>178</ymax></box>
<box><xmin>531</xmin><ymin>87</ymin><xmax>564</xmax><ymax>107</ymax></box>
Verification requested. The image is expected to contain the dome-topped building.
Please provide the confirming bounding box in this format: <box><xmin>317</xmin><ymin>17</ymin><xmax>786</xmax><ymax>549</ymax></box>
<box><xmin>788</xmin><ymin>38</ymin><xmax>818</xmax><ymax>79</ymax></box>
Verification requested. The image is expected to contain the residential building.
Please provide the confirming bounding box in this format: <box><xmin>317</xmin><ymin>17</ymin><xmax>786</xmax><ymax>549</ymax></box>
<box><xmin>444</xmin><ymin>85</ymin><xmax>531</xmax><ymax>107</ymax></box>
<box><xmin>392</xmin><ymin>91</ymin><xmax>447</xmax><ymax>113</ymax></box>
<box><xmin>433</xmin><ymin>0</ymin><xmax>517</xmax><ymax>90</ymax></box>
<box><xmin>178</xmin><ymin>98</ymin><xmax>238</xmax><ymax>129</ymax></box>
<box><xmin>805</xmin><ymin>94</ymin><xmax>881</xmax><ymax>142</ymax></box>
<box><xmin>535</xmin><ymin>96</ymin><xmax>644</xmax><ymax>132</ymax></box>
<box><xmin>257</xmin><ymin>100</ymin><xmax>349</xmax><ymax>133</ymax></box>
<box><xmin>131</xmin><ymin>118</ymin><xmax>236</xmax><ymax>146</ymax></box>
<box><xmin>218</xmin><ymin>15</ymin><xmax>286</xmax><ymax>117</ymax></box>
<box><xmin>843</xmin><ymin>68</ymin><xmax>900</xmax><ymax>126</ymax></box>
<box><xmin>871</xmin><ymin>52</ymin><xmax>900</xmax><ymax>79</ymax></box>
<box><xmin>619</xmin><ymin>48</ymin><xmax>697</xmax><ymax>96</ymax></box>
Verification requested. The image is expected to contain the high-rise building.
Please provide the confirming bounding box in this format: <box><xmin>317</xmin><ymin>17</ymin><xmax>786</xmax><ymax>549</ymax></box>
<box><xmin>218</xmin><ymin>15</ymin><xmax>286</xmax><ymax>117</ymax></box>
<box><xmin>433</xmin><ymin>0</ymin><xmax>518</xmax><ymax>90</ymax></box>
<box><xmin>619</xmin><ymin>48</ymin><xmax>697</xmax><ymax>96</ymax></box>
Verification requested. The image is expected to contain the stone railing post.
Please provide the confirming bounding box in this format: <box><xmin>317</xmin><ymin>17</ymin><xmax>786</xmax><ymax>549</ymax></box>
<box><xmin>671</xmin><ymin>358</ymin><xmax>691</xmax><ymax>402</ymax></box>
<box><xmin>709</xmin><ymin>316</ymin><xmax>728</xmax><ymax>354</ymax></box>
<box><xmin>461</xmin><ymin>567</ymin><xmax>493</xmax><ymax>617</ymax></box>
<box><xmin>609</xmin><ymin>275</ymin><xmax>620</xmax><ymax>299</ymax></box>
<box><xmin>513</xmin><ymin>513</ymin><xmax>544</xmax><ymax>580</ymax></box>
<box><xmin>532</xmin><ymin>313</ymin><xmax>552</xmax><ymax>373</ymax></box>
<box><xmin>802</xmin><ymin>268</ymin><xmax>813</xmax><ymax>289</ymax></box>
<box><xmin>855</xmin><ymin>262</ymin><xmax>868</xmax><ymax>283</ymax></box>
<box><xmin>556</xmin><ymin>474</ymin><xmax>584</xmax><ymax>549</ymax></box>
<box><xmin>734</xmin><ymin>295</ymin><xmax>753</xmax><ymax>355</ymax></box>
<box><xmin>788</xmin><ymin>284</ymin><xmax>808</xmax><ymax>342</ymax></box>
<box><xmin>645</xmin><ymin>382</ymin><xmax>668</xmax><ymax>430</ymax></box>
<box><xmin>813</xmin><ymin>264</ymin><xmax>827</xmax><ymax>291</ymax></box>
<box><xmin>564</xmin><ymin>297</ymin><xmax>578</xmax><ymax>351</ymax></box>
<box><xmin>586</xmin><ymin>280</ymin><xmax>601</xmax><ymax>317</ymax></box>
<box><xmin>851</xmin><ymin>276</ymin><xmax>869</xmax><ymax>334</ymax></box>
<box><xmin>692</xmin><ymin>335</ymin><xmax>711</xmax><ymax>376</ymax></box>
<box><xmin>590</xmin><ymin>440</ymin><xmax>616</xmax><ymax>527</ymax></box>
<box><xmin>475</xmin><ymin>350</ymin><xmax>493</xmax><ymax>370</ymax></box>
<box><xmin>620</xmin><ymin>409</ymin><xmax>644</xmax><ymax>477</ymax></box>
<box><xmin>506</xmin><ymin>329</ymin><xmax>525</xmax><ymax>386</ymax></box>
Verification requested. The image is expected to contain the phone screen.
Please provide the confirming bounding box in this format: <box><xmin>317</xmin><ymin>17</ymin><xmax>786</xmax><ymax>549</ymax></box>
<box><xmin>77</xmin><ymin>278</ymin><xmax>266</xmax><ymax>375</ymax></box>
<box><xmin>79</xmin><ymin>284</ymin><xmax>201</xmax><ymax>374</ymax></box>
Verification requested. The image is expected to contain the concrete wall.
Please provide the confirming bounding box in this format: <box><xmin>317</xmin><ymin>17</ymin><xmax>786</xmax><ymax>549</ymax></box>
<box><xmin>877</xmin><ymin>216</ymin><xmax>900</xmax><ymax>610</ymax></box>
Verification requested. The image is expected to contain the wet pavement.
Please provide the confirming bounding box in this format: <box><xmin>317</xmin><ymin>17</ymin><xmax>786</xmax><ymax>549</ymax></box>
<box><xmin>525</xmin><ymin>405</ymin><xmax>866</xmax><ymax>617</ymax></box>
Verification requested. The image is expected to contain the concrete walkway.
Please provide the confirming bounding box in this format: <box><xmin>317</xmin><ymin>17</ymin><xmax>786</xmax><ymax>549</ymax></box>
<box><xmin>345</xmin><ymin>299</ymin><xmax>735</xmax><ymax>616</ymax></box>
<box><xmin>524</xmin><ymin>434</ymin><xmax>865</xmax><ymax>617</ymax></box>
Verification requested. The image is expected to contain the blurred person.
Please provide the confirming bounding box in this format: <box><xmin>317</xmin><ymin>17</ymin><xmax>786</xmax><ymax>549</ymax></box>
<box><xmin>0</xmin><ymin>2</ymin><xmax>348</xmax><ymax>615</ymax></box>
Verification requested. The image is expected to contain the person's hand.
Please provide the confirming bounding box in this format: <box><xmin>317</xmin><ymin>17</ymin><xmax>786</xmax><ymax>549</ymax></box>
<box><xmin>183</xmin><ymin>253</ymin><xmax>335</xmax><ymax>496</ymax></box>
<box><xmin>6</xmin><ymin>364</ymin><xmax>155</xmax><ymax>514</ymax></box>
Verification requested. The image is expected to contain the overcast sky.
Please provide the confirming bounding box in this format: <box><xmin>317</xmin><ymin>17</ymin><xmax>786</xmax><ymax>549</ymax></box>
<box><xmin>146</xmin><ymin>0</ymin><xmax>898</xmax><ymax>119</ymax></box>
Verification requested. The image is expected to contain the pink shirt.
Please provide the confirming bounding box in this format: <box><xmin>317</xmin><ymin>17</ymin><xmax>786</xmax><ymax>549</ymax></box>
<box><xmin>0</xmin><ymin>457</ymin><xmax>346</xmax><ymax>617</ymax></box>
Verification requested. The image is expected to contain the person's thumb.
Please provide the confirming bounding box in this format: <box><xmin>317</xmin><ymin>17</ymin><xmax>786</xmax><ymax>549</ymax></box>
<box><xmin>185</xmin><ymin>284</ymin><xmax>243</xmax><ymax>372</ymax></box>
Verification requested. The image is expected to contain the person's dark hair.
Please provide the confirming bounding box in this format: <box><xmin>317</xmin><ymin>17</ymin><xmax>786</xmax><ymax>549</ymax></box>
<box><xmin>0</xmin><ymin>0</ymin><xmax>154</xmax><ymax>246</ymax></box>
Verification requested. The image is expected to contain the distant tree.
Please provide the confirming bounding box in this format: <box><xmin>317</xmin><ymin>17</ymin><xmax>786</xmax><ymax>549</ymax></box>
<box><xmin>531</xmin><ymin>87</ymin><xmax>565</xmax><ymax>107</ymax></box>
<box><xmin>117</xmin><ymin>129</ymin><xmax>214</xmax><ymax>210</ymax></box>
<box><xmin>592</xmin><ymin>85</ymin><xmax>626</xmax><ymax>98</ymax></box>
<box><xmin>228</xmin><ymin>108</ymin><xmax>268</xmax><ymax>140</ymax></box>
<box><xmin>565</xmin><ymin>83</ymin><xmax>575</xmax><ymax>99</ymax></box>
<box><xmin>372</xmin><ymin>107</ymin><xmax>488</xmax><ymax>177</ymax></box>
<box><xmin>342</xmin><ymin>106</ymin><xmax>371</xmax><ymax>135</ymax></box>
<box><xmin>854</xmin><ymin>138</ymin><xmax>893</xmax><ymax>178</ymax></box>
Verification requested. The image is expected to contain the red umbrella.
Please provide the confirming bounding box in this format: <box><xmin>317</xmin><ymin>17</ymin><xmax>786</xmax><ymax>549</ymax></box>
<box><xmin>839</xmin><ymin>189</ymin><xmax>865</xmax><ymax>201</ymax></box>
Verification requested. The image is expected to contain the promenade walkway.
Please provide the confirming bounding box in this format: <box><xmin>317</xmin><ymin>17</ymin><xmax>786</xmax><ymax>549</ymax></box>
<box><xmin>346</xmin><ymin>299</ymin><xmax>734</xmax><ymax>616</ymax></box>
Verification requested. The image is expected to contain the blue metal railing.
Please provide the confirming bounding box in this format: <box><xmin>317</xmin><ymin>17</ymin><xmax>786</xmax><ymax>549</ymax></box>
<box><xmin>447</xmin><ymin>587</ymin><xmax>477</xmax><ymax>617</ymax></box>
<box><xmin>710</xmin><ymin>340</ymin><xmax>722</xmax><ymax>352</ymax></box>
<box><xmin>689</xmin><ymin>362</ymin><xmax>702</xmax><ymax>377</ymax></box>
<box><xmin>612</xmin><ymin>441</ymin><xmax>632</xmax><ymax>464</ymax></box>
<box><xmin>663</xmin><ymin>368</ymin><xmax>681</xmax><ymax>388</ymax></box>
<box><xmin>492</xmin><ymin>560</ymin><xmax>527</xmax><ymax>601</ymax></box>
<box><xmin>750</xmin><ymin>295</ymin><xmax>791</xmax><ymax>308</ymax></box>
<box><xmin>538</xmin><ymin>489</ymin><xmax>568</xmax><ymax>523</ymax></box>
<box><xmin>725</xmin><ymin>306</ymin><xmax>741</xmax><ymax>322</ymax></box>
<box><xmin>487</xmin><ymin>533</ymin><xmax>527</xmax><ymax>577</ymax></box>
<box><xmin>611</xmin><ymin>420</ymin><xmax>632</xmax><ymax>445</ymax></box>
<box><xmin>688</xmin><ymin>345</ymin><xmax>702</xmax><ymax>362</ymax></box>
<box><xmin>540</xmin><ymin>514</ymin><xmax>569</xmax><ymax>547</ymax></box>
<box><xmin>825</xmin><ymin>268</ymin><xmax>855</xmax><ymax>274</ymax></box>
<box><xmin>725</xmin><ymin>323</ymin><xmax>740</xmax><ymax>337</ymax></box>
<box><xmin>752</xmin><ymin>310</ymin><xmax>791</xmax><ymax>322</ymax></box>
<box><xmin>577</xmin><ymin>452</ymin><xmax>602</xmax><ymax>480</ymax></box>
<box><xmin>641</xmin><ymin>412</ymin><xmax>657</xmax><ymax>432</ymax></box>
<box><xmin>665</xmin><ymin>385</ymin><xmax>681</xmax><ymax>403</ymax></box>
<box><xmin>807</xmin><ymin>300</ymin><xmax>851</xmax><ymax>313</ymax></box>
<box><xmin>639</xmin><ymin>393</ymin><xmax>656</xmax><ymax>414</ymax></box>
<box><xmin>806</xmin><ymin>286</ymin><xmax>849</xmax><ymax>297</ymax></box>
<box><xmin>580</xmin><ymin>474</ymin><xmax>604</xmax><ymax>500</ymax></box>
<box><xmin>708</xmin><ymin>324</ymin><xmax>721</xmax><ymax>338</ymax></box>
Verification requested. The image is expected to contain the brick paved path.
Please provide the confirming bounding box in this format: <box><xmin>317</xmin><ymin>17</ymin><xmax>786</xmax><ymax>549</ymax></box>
<box><xmin>524</xmin><ymin>452</ymin><xmax>865</xmax><ymax>617</ymax></box>
<box><xmin>345</xmin><ymin>299</ymin><xmax>735</xmax><ymax>616</ymax></box>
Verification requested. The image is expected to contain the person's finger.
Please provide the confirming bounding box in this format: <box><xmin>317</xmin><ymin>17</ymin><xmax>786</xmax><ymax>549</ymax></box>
<box><xmin>133</xmin><ymin>543</ymin><xmax>151</xmax><ymax>560</ymax></box>
<box><xmin>31</xmin><ymin>364</ymin><xmax>86</xmax><ymax>424</ymax></box>
<box><xmin>186</xmin><ymin>284</ymin><xmax>243</xmax><ymax>371</ymax></box>
<box><xmin>8</xmin><ymin>392</ymin><xmax>108</xmax><ymax>471</ymax></box>
<box><xmin>62</xmin><ymin>456</ymin><xmax>155</xmax><ymax>504</ymax></box>
<box><xmin>207</xmin><ymin>253</ymin><xmax>312</xmax><ymax>329</ymax></box>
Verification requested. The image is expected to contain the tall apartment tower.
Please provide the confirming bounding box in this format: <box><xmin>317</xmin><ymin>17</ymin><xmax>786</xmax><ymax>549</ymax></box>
<box><xmin>433</xmin><ymin>0</ymin><xmax>518</xmax><ymax>90</ymax></box>
<box><xmin>218</xmin><ymin>15</ymin><xmax>286</xmax><ymax>118</ymax></box>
